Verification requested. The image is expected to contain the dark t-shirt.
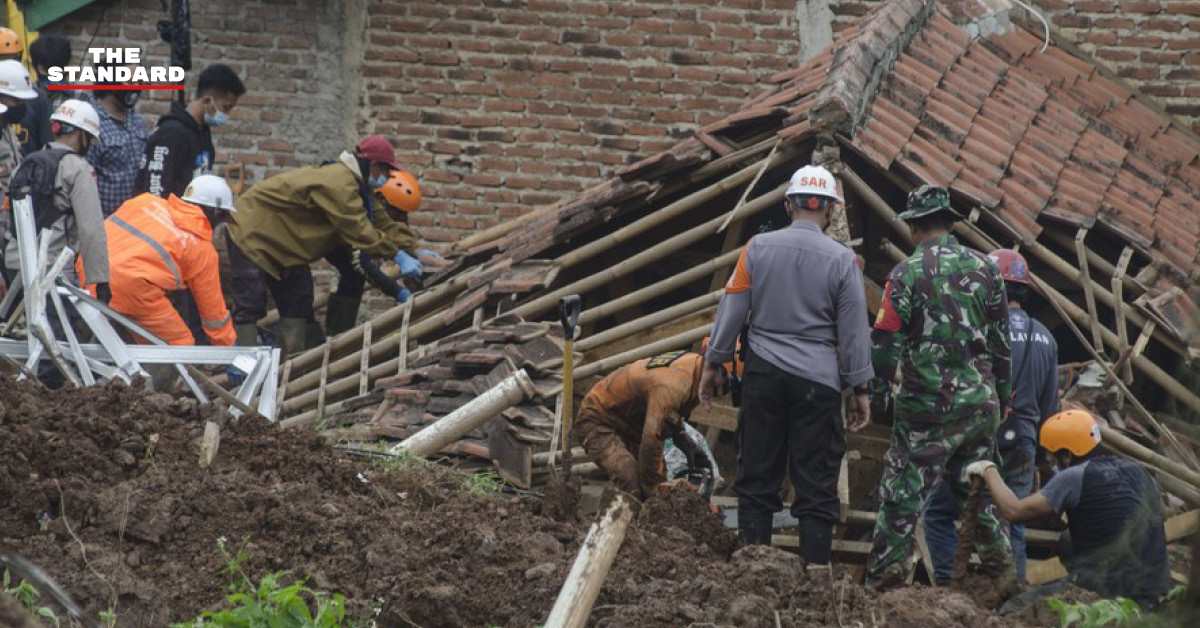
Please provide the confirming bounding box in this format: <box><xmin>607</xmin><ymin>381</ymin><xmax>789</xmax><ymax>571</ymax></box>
<box><xmin>1041</xmin><ymin>458</ymin><xmax>1170</xmax><ymax>607</ymax></box>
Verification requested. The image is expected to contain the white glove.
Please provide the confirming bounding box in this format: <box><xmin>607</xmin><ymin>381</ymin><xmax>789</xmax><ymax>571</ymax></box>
<box><xmin>964</xmin><ymin>460</ymin><xmax>997</xmax><ymax>480</ymax></box>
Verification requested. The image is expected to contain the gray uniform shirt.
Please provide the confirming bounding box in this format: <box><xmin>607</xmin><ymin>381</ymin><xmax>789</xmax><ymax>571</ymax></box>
<box><xmin>3</xmin><ymin>142</ymin><xmax>108</xmax><ymax>284</ymax></box>
<box><xmin>707</xmin><ymin>219</ymin><xmax>873</xmax><ymax>392</ymax></box>
<box><xmin>999</xmin><ymin>307</ymin><xmax>1060</xmax><ymax>448</ymax></box>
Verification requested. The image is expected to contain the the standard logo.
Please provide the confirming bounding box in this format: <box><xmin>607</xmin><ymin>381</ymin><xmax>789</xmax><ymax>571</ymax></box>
<box><xmin>45</xmin><ymin>47</ymin><xmax>184</xmax><ymax>89</ymax></box>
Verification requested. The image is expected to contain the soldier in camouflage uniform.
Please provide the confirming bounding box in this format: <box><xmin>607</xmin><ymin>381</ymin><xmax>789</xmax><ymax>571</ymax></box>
<box><xmin>865</xmin><ymin>185</ymin><xmax>1013</xmax><ymax>588</ymax></box>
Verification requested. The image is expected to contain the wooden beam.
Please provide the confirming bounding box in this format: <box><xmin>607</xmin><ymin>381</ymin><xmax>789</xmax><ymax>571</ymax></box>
<box><xmin>1112</xmin><ymin>248</ymin><xmax>1134</xmax><ymax>383</ymax></box>
<box><xmin>544</xmin><ymin>493</ymin><xmax>636</xmax><ymax>628</ymax></box>
<box><xmin>1074</xmin><ymin>228</ymin><xmax>1107</xmax><ymax>357</ymax></box>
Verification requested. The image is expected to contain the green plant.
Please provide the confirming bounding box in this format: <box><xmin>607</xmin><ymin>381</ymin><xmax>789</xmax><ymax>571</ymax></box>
<box><xmin>99</xmin><ymin>607</ymin><xmax>119</xmax><ymax>628</ymax></box>
<box><xmin>170</xmin><ymin>539</ymin><xmax>348</xmax><ymax>628</ymax></box>
<box><xmin>3</xmin><ymin>568</ymin><xmax>61</xmax><ymax>627</ymax></box>
<box><xmin>463</xmin><ymin>470</ymin><xmax>504</xmax><ymax>496</ymax></box>
<box><xmin>1047</xmin><ymin>597</ymin><xmax>1142</xmax><ymax>628</ymax></box>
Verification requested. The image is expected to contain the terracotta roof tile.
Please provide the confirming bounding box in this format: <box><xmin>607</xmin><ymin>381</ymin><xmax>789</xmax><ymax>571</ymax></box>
<box><xmin>919</xmin><ymin>99</ymin><xmax>971</xmax><ymax>147</ymax></box>
<box><xmin>995</xmin><ymin>198</ymin><xmax>1043</xmax><ymax>239</ymax></box>
<box><xmin>1067</xmin><ymin>76</ymin><xmax>1125</xmax><ymax>116</ymax></box>
<box><xmin>856</xmin><ymin>127</ymin><xmax>899</xmax><ymax>167</ymax></box>
<box><xmin>1036</xmin><ymin>99</ymin><xmax>1090</xmax><ymax>138</ymax></box>
<box><xmin>871</xmin><ymin>97</ymin><xmax>921</xmax><ymax>141</ymax></box>
<box><xmin>1074</xmin><ymin>127</ymin><xmax>1126</xmax><ymax>178</ymax></box>
<box><xmin>1048</xmin><ymin>46</ymin><xmax>1098</xmax><ymax>79</ymax></box>
<box><xmin>1000</xmin><ymin>171</ymin><xmax>1051</xmax><ymax>215</ymax></box>
<box><xmin>894</xmin><ymin>154</ymin><xmax>945</xmax><ymax>188</ymax></box>
<box><xmin>1008</xmin><ymin>159</ymin><xmax>1057</xmax><ymax>203</ymax></box>
<box><xmin>1175</xmin><ymin>160</ymin><xmax>1200</xmax><ymax>194</ymax></box>
<box><xmin>980</xmin><ymin>25</ymin><xmax>1039</xmax><ymax>64</ymax></box>
<box><xmin>953</xmin><ymin>164</ymin><xmax>1003</xmax><ymax>208</ymax></box>
<box><xmin>859</xmin><ymin>111</ymin><xmax>911</xmax><ymax>166</ymax></box>
<box><xmin>974</xmin><ymin>103</ymin><xmax>1029</xmax><ymax>146</ymax></box>
<box><xmin>880</xmin><ymin>73</ymin><xmax>931</xmax><ymax>114</ymax></box>
<box><xmin>927</xmin><ymin>12</ymin><xmax>972</xmax><ymax>49</ymax></box>
<box><xmin>927</xmin><ymin>88</ymin><xmax>980</xmax><ymax>131</ymax></box>
<box><xmin>963</xmin><ymin>43</ymin><xmax>1009</xmax><ymax>76</ymax></box>
<box><xmin>893</xmin><ymin>53</ymin><xmax>942</xmax><ymax>94</ymax></box>
<box><xmin>1023</xmin><ymin>122</ymin><xmax>1076</xmax><ymax>164</ymax></box>
<box><xmin>908</xmin><ymin>29</ymin><xmax>963</xmax><ymax>74</ymax></box>
<box><xmin>901</xmin><ymin>135</ymin><xmax>963</xmax><ymax>185</ymax></box>
<box><xmin>940</xmin><ymin>67</ymin><xmax>993</xmax><ymax>111</ymax></box>
<box><xmin>960</xmin><ymin>135</ymin><xmax>1011</xmax><ymax>174</ymax></box>
<box><xmin>1021</xmin><ymin>50</ymin><xmax>1085</xmax><ymax>88</ymax></box>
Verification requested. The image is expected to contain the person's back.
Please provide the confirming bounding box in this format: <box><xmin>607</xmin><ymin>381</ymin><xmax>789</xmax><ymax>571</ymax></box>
<box><xmin>1049</xmin><ymin>456</ymin><xmax>1170</xmax><ymax>606</ymax></box>
<box><xmin>580</xmin><ymin>352</ymin><xmax>702</xmax><ymax>442</ymax></box>
<box><xmin>883</xmin><ymin>237</ymin><xmax>1006</xmax><ymax>418</ymax></box>
<box><xmin>736</xmin><ymin>221</ymin><xmax>868</xmax><ymax>391</ymax></box>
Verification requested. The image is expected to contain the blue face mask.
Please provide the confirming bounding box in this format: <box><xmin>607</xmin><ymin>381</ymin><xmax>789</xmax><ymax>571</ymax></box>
<box><xmin>369</xmin><ymin>175</ymin><xmax>387</xmax><ymax>189</ymax></box>
<box><xmin>204</xmin><ymin>99</ymin><xmax>229</xmax><ymax>127</ymax></box>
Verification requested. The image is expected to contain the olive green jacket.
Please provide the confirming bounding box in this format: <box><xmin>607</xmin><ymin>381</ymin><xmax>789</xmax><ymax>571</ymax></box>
<box><xmin>227</xmin><ymin>152</ymin><xmax>400</xmax><ymax>279</ymax></box>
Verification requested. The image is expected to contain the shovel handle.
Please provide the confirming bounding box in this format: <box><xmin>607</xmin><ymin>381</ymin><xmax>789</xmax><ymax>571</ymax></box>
<box><xmin>558</xmin><ymin>295</ymin><xmax>581</xmax><ymax>341</ymax></box>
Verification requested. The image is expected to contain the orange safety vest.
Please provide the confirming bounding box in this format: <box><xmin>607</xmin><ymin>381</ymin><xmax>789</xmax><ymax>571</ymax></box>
<box><xmin>81</xmin><ymin>193</ymin><xmax>235</xmax><ymax>346</ymax></box>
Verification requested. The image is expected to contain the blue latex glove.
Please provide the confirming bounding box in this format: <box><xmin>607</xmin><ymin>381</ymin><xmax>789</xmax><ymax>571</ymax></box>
<box><xmin>394</xmin><ymin>251</ymin><xmax>424</xmax><ymax>280</ymax></box>
<box><xmin>396</xmin><ymin>287</ymin><xmax>412</xmax><ymax>303</ymax></box>
<box><xmin>226</xmin><ymin>365</ymin><xmax>247</xmax><ymax>388</ymax></box>
<box><xmin>415</xmin><ymin>248</ymin><xmax>444</xmax><ymax>261</ymax></box>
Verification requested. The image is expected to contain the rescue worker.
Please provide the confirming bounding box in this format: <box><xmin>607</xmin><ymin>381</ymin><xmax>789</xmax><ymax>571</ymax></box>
<box><xmin>699</xmin><ymin>165</ymin><xmax>873</xmax><ymax>568</ymax></box>
<box><xmin>924</xmin><ymin>248</ymin><xmax>1059</xmax><ymax>583</ymax></box>
<box><xmin>969</xmin><ymin>409</ymin><xmax>1170</xmax><ymax>610</ymax></box>
<box><xmin>28</xmin><ymin>34</ymin><xmax>74</xmax><ymax>113</ymax></box>
<box><xmin>577</xmin><ymin>351</ymin><xmax>724</xmax><ymax>499</ymax></box>
<box><xmin>87</xmin><ymin>70</ymin><xmax>149</xmax><ymax>216</ymax></box>
<box><xmin>13</xmin><ymin>32</ymin><xmax>60</xmax><ymax>156</ymax></box>
<box><xmin>135</xmin><ymin>63</ymin><xmax>245</xmax><ymax>199</ymax></box>
<box><xmin>865</xmin><ymin>185</ymin><xmax>1013</xmax><ymax>589</ymax></box>
<box><xmin>90</xmin><ymin>175</ymin><xmax>236</xmax><ymax>346</ymax></box>
<box><xmin>0</xmin><ymin>60</ymin><xmax>40</xmax><ymax>297</ymax></box>
<box><xmin>225</xmin><ymin>135</ymin><xmax>422</xmax><ymax>354</ymax></box>
<box><xmin>3</xmin><ymin>99</ymin><xmax>106</xmax><ymax>387</ymax></box>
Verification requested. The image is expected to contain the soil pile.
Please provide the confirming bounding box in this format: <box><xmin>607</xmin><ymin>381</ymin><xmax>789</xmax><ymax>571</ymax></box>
<box><xmin>1</xmin><ymin>378</ymin><xmax>1045</xmax><ymax>627</ymax></box>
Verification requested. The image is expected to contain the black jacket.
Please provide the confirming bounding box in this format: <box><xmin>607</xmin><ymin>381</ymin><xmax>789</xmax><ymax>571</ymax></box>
<box><xmin>135</xmin><ymin>100</ymin><xmax>214</xmax><ymax>198</ymax></box>
<box><xmin>15</xmin><ymin>85</ymin><xmax>54</xmax><ymax>156</ymax></box>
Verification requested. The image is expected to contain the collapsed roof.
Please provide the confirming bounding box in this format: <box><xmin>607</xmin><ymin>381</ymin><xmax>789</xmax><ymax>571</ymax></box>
<box><xmin>275</xmin><ymin>0</ymin><xmax>1200</xmax><ymax>468</ymax></box>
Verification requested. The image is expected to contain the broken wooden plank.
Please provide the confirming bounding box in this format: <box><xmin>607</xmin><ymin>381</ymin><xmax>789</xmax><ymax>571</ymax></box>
<box><xmin>544</xmin><ymin>493</ymin><xmax>637</xmax><ymax>628</ymax></box>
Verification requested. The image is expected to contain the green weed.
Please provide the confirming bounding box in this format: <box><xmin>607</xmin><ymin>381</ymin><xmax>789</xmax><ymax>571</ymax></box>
<box><xmin>170</xmin><ymin>539</ymin><xmax>347</xmax><ymax>628</ymax></box>
<box><xmin>1047</xmin><ymin>597</ymin><xmax>1142</xmax><ymax>628</ymax></box>
<box><xmin>464</xmin><ymin>470</ymin><xmax>504</xmax><ymax>496</ymax></box>
<box><xmin>3</xmin><ymin>568</ymin><xmax>61</xmax><ymax>627</ymax></box>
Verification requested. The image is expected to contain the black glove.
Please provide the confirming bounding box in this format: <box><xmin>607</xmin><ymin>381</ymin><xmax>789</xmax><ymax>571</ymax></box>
<box><xmin>95</xmin><ymin>282</ymin><xmax>112</xmax><ymax>305</ymax></box>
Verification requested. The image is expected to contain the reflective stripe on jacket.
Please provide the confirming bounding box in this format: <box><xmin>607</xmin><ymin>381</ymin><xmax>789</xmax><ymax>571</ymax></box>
<box><xmin>86</xmin><ymin>193</ymin><xmax>234</xmax><ymax>346</ymax></box>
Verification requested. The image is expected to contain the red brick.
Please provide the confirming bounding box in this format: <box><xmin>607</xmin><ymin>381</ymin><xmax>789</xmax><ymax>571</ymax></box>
<box><xmin>1165</xmin><ymin>2</ymin><xmax>1200</xmax><ymax>15</ymax></box>
<box><xmin>1122</xmin><ymin>0</ymin><xmax>1162</xmax><ymax>11</ymax></box>
<box><xmin>1074</xmin><ymin>0</ymin><xmax>1116</xmax><ymax>12</ymax></box>
<box><xmin>1094</xmin><ymin>17</ymin><xmax>1136</xmax><ymax>28</ymax></box>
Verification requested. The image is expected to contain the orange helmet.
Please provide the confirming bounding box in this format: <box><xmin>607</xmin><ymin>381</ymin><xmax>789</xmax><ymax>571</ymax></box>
<box><xmin>379</xmin><ymin>170</ymin><xmax>421</xmax><ymax>212</ymax></box>
<box><xmin>700</xmin><ymin>336</ymin><xmax>744</xmax><ymax>379</ymax></box>
<box><xmin>0</xmin><ymin>28</ymin><xmax>21</xmax><ymax>56</ymax></box>
<box><xmin>1040</xmin><ymin>409</ymin><xmax>1101</xmax><ymax>457</ymax></box>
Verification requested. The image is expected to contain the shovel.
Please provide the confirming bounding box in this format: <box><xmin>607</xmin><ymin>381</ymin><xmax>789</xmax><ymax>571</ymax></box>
<box><xmin>558</xmin><ymin>295</ymin><xmax>582</xmax><ymax>473</ymax></box>
<box><xmin>0</xmin><ymin>548</ymin><xmax>101</xmax><ymax>628</ymax></box>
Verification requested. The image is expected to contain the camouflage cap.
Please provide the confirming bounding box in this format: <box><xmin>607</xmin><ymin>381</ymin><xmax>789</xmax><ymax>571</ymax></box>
<box><xmin>897</xmin><ymin>185</ymin><xmax>961</xmax><ymax>221</ymax></box>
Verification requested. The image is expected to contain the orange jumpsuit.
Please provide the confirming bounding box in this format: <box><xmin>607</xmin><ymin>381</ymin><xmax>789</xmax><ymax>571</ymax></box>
<box><xmin>576</xmin><ymin>352</ymin><xmax>704</xmax><ymax>498</ymax></box>
<box><xmin>82</xmin><ymin>193</ymin><xmax>235</xmax><ymax>346</ymax></box>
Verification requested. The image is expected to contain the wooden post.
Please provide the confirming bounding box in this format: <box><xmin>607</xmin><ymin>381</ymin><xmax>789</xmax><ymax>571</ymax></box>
<box><xmin>274</xmin><ymin>359</ymin><xmax>292</xmax><ymax>416</ymax></box>
<box><xmin>316</xmin><ymin>342</ymin><xmax>332</xmax><ymax>424</ymax></box>
<box><xmin>1074</xmin><ymin>228</ymin><xmax>1106</xmax><ymax>356</ymax></box>
<box><xmin>399</xmin><ymin>296</ymin><xmax>413</xmax><ymax>373</ymax></box>
<box><xmin>543</xmin><ymin>493</ymin><xmax>636</xmax><ymax>628</ymax></box>
<box><xmin>358</xmin><ymin>324</ymin><xmax>372</xmax><ymax>396</ymax></box>
<box><xmin>199</xmin><ymin>421</ymin><xmax>221</xmax><ymax>468</ymax></box>
<box><xmin>390</xmin><ymin>369</ymin><xmax>536</xmax><ymax>458</ymax></box>
<box><xmin>1112</xmin><ymin>248</ymin><xmax>1134</xmax><ymax>383</ymax></box>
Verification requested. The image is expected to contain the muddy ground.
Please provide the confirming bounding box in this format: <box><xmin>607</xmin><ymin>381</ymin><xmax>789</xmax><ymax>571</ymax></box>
<box><xmin>0</xmin><ymin>377</ymin><xmax>1116</xmax><ymax>627</ymax></box>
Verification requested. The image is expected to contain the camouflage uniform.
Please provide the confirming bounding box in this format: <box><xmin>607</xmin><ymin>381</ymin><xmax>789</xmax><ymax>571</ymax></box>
<box><xmin>865</xmin><ymin>233</ymin><xmax>1013</xmax><ymax>588</ymax></box>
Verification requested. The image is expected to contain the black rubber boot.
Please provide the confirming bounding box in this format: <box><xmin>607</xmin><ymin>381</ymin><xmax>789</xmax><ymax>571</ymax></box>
<box><xmin>279</xmin><ymin>317</ymin><xmax>309</xmax><ymax>356</ymax></box>
<box><xmin>234</xmin><ymin>323</ymin><xmax>259</xmax><ymax>347</ymax></box>
<box><xmin>799</xmin><ymin>516</ymin><xmax>833</xmax><ymax>566</ymax></box>
<box><xmin>738</xmin><ymin>511</ymin><xmax>774</xmax><ymax>546</ymax></box>
<box><xmin>324</xmin><ymin>294</ymin><xmax>361</xmax><ymax>337</ymax></box>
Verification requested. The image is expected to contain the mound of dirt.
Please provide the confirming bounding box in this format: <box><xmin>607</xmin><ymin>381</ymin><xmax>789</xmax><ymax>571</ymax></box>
<box><xmin>0</xmin><ymin>377</ymin><xmax>1045</xmax><ymax>627</ymax></box>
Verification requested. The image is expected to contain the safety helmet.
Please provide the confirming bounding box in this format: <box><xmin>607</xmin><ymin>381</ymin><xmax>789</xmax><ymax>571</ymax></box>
<box><xmin>0</xmin><ymin>28</ymin><xmax>21</xmax><ymax>56</ymax></box>
<box><xmin>700</xmin><ymin>336</ymin><xmax>744</xmax><ymax>379</ymax></box>
<box><xmin>897</xmin><ymin>184</ymin><xmax>961</xmax><ymax>222</ymax></box>
<box><xmin>50</xmin><ymin>99</ymin><xmax>101</xmax><ymax>141</ymax></box>
<box><xmin>988</xmin><ymin>249</ymin><xmax>1030</xmax><ymax>285</ymax></box>
<box><xmin>0</xmin><ymin>59</ymin><xmax>37</xmax><ymax>100</ymax></box>
<box><xmin>182</xmin><ymin>175</ymin><xmax>236</xmax><ymax>213</ymax></box>
<box><xmin>785</xmin><ymin>165</ymin><xmax>842</xmax><ymax>206</ymax></box>
<box><xmin>380</xmin><ymin>170</ymin><xmax>421</xmax><ymax>212</ymax></box>
<box><xmin>1040</xmin><ymin>409</ymin><xmax>1102</xmax><ymax>457</ymax></box>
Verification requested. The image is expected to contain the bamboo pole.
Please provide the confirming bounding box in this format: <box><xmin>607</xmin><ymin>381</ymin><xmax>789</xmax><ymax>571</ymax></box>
<box><xmin>1112</xmin><ymin>248</ymin><xmax>1134</xmax><ymax>383</ymax></box>
<box><xmin>1075</xmin><ymin>228</ymin><xmax>1107</xmax><ymax>355</ymax></box>
<box><xmin>510</xmin><ymin>182</ymin><xmax>788</xmax><ymax>323</ymax></box>
<box><xmin>842</xmin><ymin>168</ymin><xmax>913</xmax><ymax>243</ymax></box>
<box><xmin>543</xmin><ymin>493</ymin><xmax>636</xmax><ymax>628</ymax></box>
<box><xmin>574</xmin><ymin>324</ymin><xmax>713</xmax><ymax>383</ymax></box>
<box><xmin>577</xmin><ymin>290</ymin><xmax>723</xmax><ymax>353</ymax></box>
<box><xmin>578</xmin><ymin>249</ymin><xmax>740</xmax><ymax>326</ymax></box>
<box><xmin>553</xmin><ymin>146</ymin><xmax>796</xmax><ymax>272</ymax></box>
<box><xmin>1043</xmin><ymin>228</ymin><xmax>1144</xmax><ymax>297</ymax></box>
<box><xmin>451</xmin><ymin>199</ymin><xmax>569</xmax><ymax>254</ymax></box>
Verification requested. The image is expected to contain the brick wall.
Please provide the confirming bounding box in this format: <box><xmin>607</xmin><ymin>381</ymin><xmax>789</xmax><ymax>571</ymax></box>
<box><xmin>357</xmin><ymin>0</ymin><xmax>802</xmax><ymax>242</ymax></box>
<box><xmin>45</xmin><ymin>0</ymin><xmax>364</xmax><ymax>184</ymax></box>
<box><xmin>831</xmin><ymin>0</ymin><xmax>1200</xmax><ymax>134</ymax></box>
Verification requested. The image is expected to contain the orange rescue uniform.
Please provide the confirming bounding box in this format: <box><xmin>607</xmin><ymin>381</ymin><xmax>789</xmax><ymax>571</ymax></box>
<box><xmin>82</xmin><ymin>193</ymin><xmax>235</xmax><ymax>346</ymax></box>
<box><xmin>576</xmin><ymin>352</ymin><xmax>704</xmax><ymax>498</ymax></box>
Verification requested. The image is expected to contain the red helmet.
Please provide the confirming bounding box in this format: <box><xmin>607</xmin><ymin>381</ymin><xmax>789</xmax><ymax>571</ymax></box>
<box><xmin>988</xmin><ymin>248</ymin><xmax>1030</xmax><ymax>285</ymax></box>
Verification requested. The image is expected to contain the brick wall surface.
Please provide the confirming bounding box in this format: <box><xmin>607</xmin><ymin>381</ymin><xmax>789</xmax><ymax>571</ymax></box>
<box><xmin>831</xmin><ymin>0</ymin><xmax>1200</xmax><ymax>134</ymax></box>
<box><xmin>357</xmin><ymin>0</ymin><xmax>803</xmax><ymax>242</ymax></box>
<box><xmin>46</xmin><ymin>0</ymin><xmax>361</xmax><ymax>184</ymax></box>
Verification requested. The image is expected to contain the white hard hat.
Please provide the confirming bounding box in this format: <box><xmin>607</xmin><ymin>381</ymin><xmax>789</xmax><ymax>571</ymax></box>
<box><xmin>181</xmin><ymin>175</ymin><xmax>236</xmax><ymax>212</ymax></box>
<box><xmin>0</xmin><ymin>60</ymin><xmax>37</xmax><ymax>99</ymax></box>
<box><xmin>785</xmin><ymin>165</ymin><xmax>842</xmax><ymax>203</ymax></box>
<box><xmin>51</xmin><ymin>99</ymin><xmax>102</xmax><ymax>141</ymax></box>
